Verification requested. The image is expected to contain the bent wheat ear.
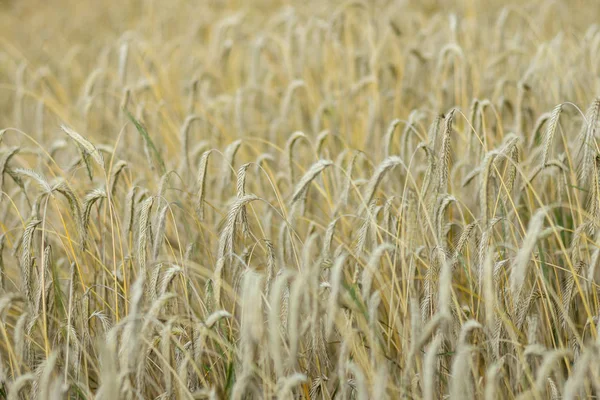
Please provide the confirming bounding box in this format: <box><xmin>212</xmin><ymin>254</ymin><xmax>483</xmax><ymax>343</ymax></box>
<box><xmin>423</xmin><ymin>335</ymin><xmax>442</xmax><ymax>400</ymax></box>
<box><xmin>220</xmin><ymin>139</ymin><xmax>243</xmax><ymax>192</ymax></box>
<box><xmin>326</xmin><ymin>252</ymin><xmax>347</xmax><ymax>338</ymax></box>
<box><xmin>138</xmin><ymin>196</ymin><xmax>154</xmax><ymax>270</ymax></box>
<box><xmin>82</xmin><ymin>187</ymin><xmax>106</xmax><ymax>243</ymax></box>
<box><xmin>364</xmin><ymin>156</ymin><xmax>406</xmax><ymax>206</ymax></box>
<box><xmin>361</xmin><ymin>243</ymin><xmax>394</xmax><ymax>300</ymax></box>
<box><xmin>204</xmin><ymin>310</ymin><xmax>232</xmax><ymax>328</ymax></box>
<box><xmin>510</xmin><ymin>208</ymin><xmax>546</xmax><ymax>300</ymax></box>
<box><xmin>37</xmin><ymin>351</ymin><xmax>59</xmax><ymax>398</ymax></box>
<box><xmin>438</xmin><ymin>109</ymin><xmax>455</xmax><ymax>193</ymax></box>
<box><xmin>110</xmin><ymin>160</ymin><xmax>127</xmax><ymax>195</ymax></box>
<box><xmin>236</xmin><ymin>163</ymin><xmax>251</xmax><ymax>236</ymax></box>
<box><xmin>484</xmin><ymin>358</ymin><xmax>505</xmax><ymax>400</ymax></box>
<box><xmin>322</xmin><ymin>218</ymin><xmax>340</xmax><ymax>261</ymax></box>
<box><xmin>13</xmin><ymin>168</ymin><xmax>52</xmax><ymax>193</ymax></box>
<box><xmin>0</xmin><ymin>147</ymin><xmax>20</xmax><ymax>190</ymax></box>
<box><xmin>53</xmin><ymin>181</ymin><xmax>85</xmax><ymax>248</ymax></box>
<box><xmin>452</xmin><ymin>221</ymin><xmax>477</xmax><ymax>263</ymax></box>
<box><xmin>347</xmin><ymin>362</ymin><xmax>368</xmax><ymax>400</ymax></box>
<box><xmin>563</xmin><ymin>351</ymin><xmax>592</xmax><ymax>399</ymax></box>
<box><xmin>336</xmin><ymin>152</ymin><xmax>358</xmax><ymax>213</ymax></box>
<box><xmin>479</xmin><ymin>150</ymin><xmax>500</xmax><ymax>226</ymax></box>
<box><xmin>157</xmin><ymin>170</ymin><xmax>178</xmax><ymax>201</ymax></box>
<box><xmin>427</xmin><ymin>114</ymin><xmax>443</xmax><ymax>149</ymax></box>
<box><xmin>118</xmin><ymin>41</ymin><xmax>129</xmax><ymax>86</ymax></box>
<box><xmin>152</xmin><ymin>203</ymin><xmax>170</xmax><ymax>261</ymax></box>
<box><xmin>286</xmin><ymin>131</ymin><xmax>307</xmax><ymax>184</ymax></box>
<box><xmin>159</xmin><ymin>264</ymin><xmax>182</xmax><ymax>295</ymax></box>
<box><xmin>458</xmin><ymin>320</ymin><xmax>483</xmax><ymax>345</ymax></box>
<box><xmin>218</xmin><ymin>194</ymin><xmax>260</xmax><ymax>260</ymax></box>
<box><xmin>20</xmin><ymin>219</ymin><xmax>41</xmax><ymax>305</ymax></box>
<box><xmin>437</xmin><ymin>248</ymin><xmax>453</xmax><ymax>317</ymax></box>
<box><xmin>528</xmin><ymin>111</ymin><xmax>552</xmax><ymax>150</ymax></box>
<box><xmin>180</xmin><ymin>114</ymin><xmax>202</xmax><ymax>172</ymax></box>
<box><xmin>269</xmin><ymin>270</ymin><xmax>288</xmax><ymax>376</ymax></box>
<box><xmin>60</xmin><ymin>125</ymin><xmax>105</xmax><ymax>167</ymax></box>
<box><xmin>541</xmin><ymin>104</ymin><xmax>563</xmax><ymax>167</ymax></box>
<box><xmin>290</xmin><ymin>159</ymin><xmax>333</xmax><ymax>205</ymax></box>
<box><xmin>287</xmin><ymin>275</ymin><xmax>305</xmax><ymax>370</ymax></box>
<box><xmin>417</xmin><ymin>142</ymin><xmax>437</xmax><ymax>196</ymax></box>
<box><xmin>534</xmin><ymin>349</ymin><xmax>571</xmax><ymax>393</ymax></box>
<box><xmin>435</xmin><ymin>194</ymin><xmax>456</xmax><ymax>243</ymax></box>
<box><xmin>449</xmin><ymin>344</ymin><xmax>475</xmax><ymax>400</ymax></box>
<box><xmin>383</xmin><ymin>118</ymin><xmax>402</xmax><ymax>157</ymax></box>
<box><xmin>277</xmin><ymin>373</ymin><xmax>308</xmax><ymax>399</ymax></box>
<box><xmin>316</xmin><ymin>129</ymin><xmax>332</xmax><ymax>156</ymax></box>
<box><xmin>265</xmin><ymin>240</ymin><xmax>276</xmax><ymax>293</ymax></box>
<box><xmin>356</xmin><ymin>200</ymin><xmax>378</xmax><ymax>256</ymax></box>
<box><xmin>124</xmin><ymin>185</ymin><xmax>138</xmax><ymax>235</ymax></box>
<box><xmin>122</xmin><ymin>272</ymin><xmax>145</xmax><ymax>371</ymax></box>
<box><xmin>280</xmin><ymin>79</ymin><xmax>306</xmax><ymax>121</ymax></box>
<box><xmin>8</xmin><ymin>373</ymin><xmax>35</xmax><ymax>400</ymax></box>
<box><xmin>240</xmin><ymin>270</ymin><xmax>264</xmax><ymax>345</ymax></box>
<box><xmin>577</xmin><ymin>97</ymin><xmax>600</xmax><ymax>186</ymax></box>
<box><xmin>195</xmin><ymin>150</ymin><xmax>213</xmax><ymax>220</ymax></box>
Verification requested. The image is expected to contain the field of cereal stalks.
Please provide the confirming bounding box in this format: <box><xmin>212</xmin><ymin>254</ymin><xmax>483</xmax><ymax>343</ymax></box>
<box><xmin>1</xmin><ymin>0</ymin><xmax>600</xmax><ymax>398</ymax></box>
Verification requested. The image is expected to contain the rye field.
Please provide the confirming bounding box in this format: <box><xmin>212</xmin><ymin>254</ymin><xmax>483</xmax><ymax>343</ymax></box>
<box><xmin>1</xmin><ymin>0</ymin><xmax>600</xmax><ymax>398</ymax></box>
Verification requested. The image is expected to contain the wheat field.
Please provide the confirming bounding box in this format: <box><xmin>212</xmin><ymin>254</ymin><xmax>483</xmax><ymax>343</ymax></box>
<box><xmin>1</xmin><ymin>0</ymin><xmax>600</xmax><ymax>398</ymax></box>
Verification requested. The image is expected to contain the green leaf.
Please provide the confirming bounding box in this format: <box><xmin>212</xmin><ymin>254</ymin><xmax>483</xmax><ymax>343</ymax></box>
<box><xmin>225</xmin><ymin>358</ymin><xmax>236</xmax><ymax>396</ymax></box>
<box><xmin>124</xmin><ymin>109</ymin><xmax>166</xmax><ymax>175</ymax></box>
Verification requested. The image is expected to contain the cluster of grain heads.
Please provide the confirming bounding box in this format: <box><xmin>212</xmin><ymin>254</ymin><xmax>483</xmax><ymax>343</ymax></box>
<box><xmin>2</xmin><ymin>0</ymin><xmax>600</xmax><ymax>398</ymax></box>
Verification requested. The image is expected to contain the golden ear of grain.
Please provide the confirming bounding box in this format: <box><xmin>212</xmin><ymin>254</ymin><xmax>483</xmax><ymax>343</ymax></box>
<box><xmin>219</xmin><ymin>139</ymin><xmax>243</xmax><ymax>193</ymax></box>
<box><xmin>577</xmin><ymin>97</ymin><xmax>600</xmax><ymax>186</ymax></box>
<box><xmin>563</xmin><ymin>351</ymin><xmax>592</xmax><ymax>399</ymax></box>
<box><xmin>534</xmin><ymin>349</ymin><xmax>571</xmax><ymax>393</ymax></box>
<box><xmin>510</xmin><ymin>208</ymin><xmax>546</xmax><ymax>301</ymax></box>
<box><xmin>152</xmin><ymin>203</ymin><xmax>169</xmax><ymax>261</ymax></box>
<box><xmin>449</xmin><ymin>344</ymin><xmax>475</xmax><ymax>400</ymax></box>
<box><xmin>286</xmin><ymin>131</ymin><xmax>307</xmax><ymax>184</ymax></box>
<box><xmin>109</xmin><ymin>160</ymin><xmax>128</xmax><ymax>195</ymax></box>
<box><xmin>194</xmin><ymin>150</ymin><xmax>213</xmax><ymax>220</ymax></box>
<box><xmin>137</xmin><ymin>196</ymin><xmax>154</xmax><ymax>270</ymax></box>
<box><xmin>541</xmin><ymin>104</ymin><xmax>563</xmax><ymax>167</ymax></box>
<box><xmin>484</xmin><ymin>359</ymin><xmax>505</xmax><ymax>400</ymax></box>
<box><xmin>423</xmin><ymin>334</ymin><xmax>443</xmax><ymax>400</ymax></box>
<box><xmin>291</xmin><ymin>159</ymin><xmax>333</xmax><ymax>204</ymax></box>
<box><xmin>364</xmin><ymin>156</ymin><xmax>405</xmax><ymax>206</ymax></box>
<box><xmin>326</xmin><ymin>252</ymin><xmax>347</xmax><ymax>339</ymax></box>
<box><xmin>180</xmin><ymin>114</ymin><xmax>202</xmax><ymax>171</ymax></box>
<box><xmin>435</xmin><ymin>194</ymin><xmax>456</xmax><ymax>243</ymax></box>
<box><xmin>13</xmin><ymin>168</ymin><xmax>52</xmax><ymax>193</ymax></box>
<box><xmin>438</xmin><ymin>109</ymin><xmax>455</xmax><ymax>193</ymax></box>
<box><xmin>236</xmin><ymin>163</ymin><xmax>251</xmax><ymax>234</ymax></box>
<box><xmin>20</xmin><ymin>219</ymin><xmax>41</xmax><ymax>305</ymax></box>
<box><xmin>5</xmin><ymin>3</ymin><xmax>600</xmax><ymax>399</ymax></box>
<box><xmin>437</xmin><ymin>248</ymin><xmax>453</xmax><ymax>317</ymax></box>
<box><xmin>277</xmin><ymin>373</ymin><xmax>308</xmax><ymax>399</ymax></box>
<box><xmin>7</xmin><ymin>373</ymin><xmax>35</xmax><ymax>400</ymax></box>
<box><xmin>383</xmin><ymin>118</ymin><xmax>402</xmax><ymax>157</ymax></box>
<box><xmin>347</xmin><ymin>362</ymin><xmax>369</xmax><ymax>400</ymax></box>
<box><xmin>335</xmin><ymin>152</ymin><xmax>358</xmax><ymax>213</ymax></box>
<box><xmin>361</xmin><ymin>243</ymin><xmax>393</xmax><ymax>300</ymax></box>
<box><xmin>60</xmin><ymin>125</ymin><xmax>105</xmax><ymax>168</ymax></box>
